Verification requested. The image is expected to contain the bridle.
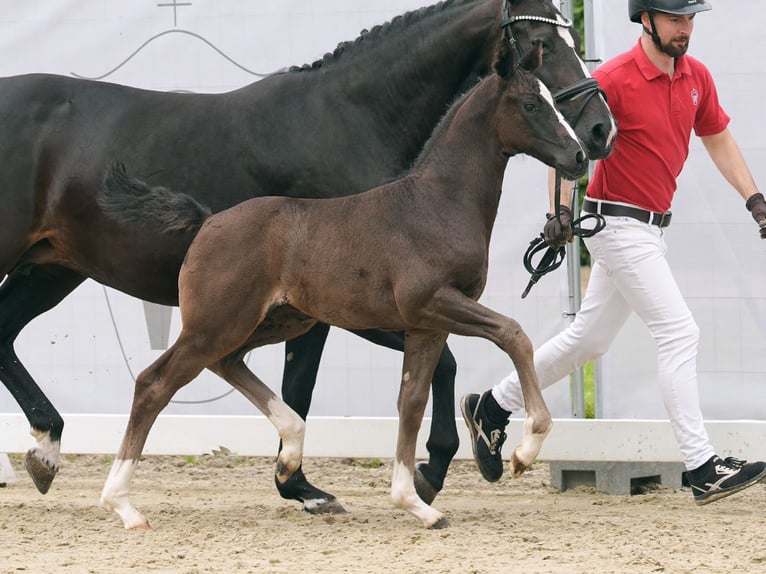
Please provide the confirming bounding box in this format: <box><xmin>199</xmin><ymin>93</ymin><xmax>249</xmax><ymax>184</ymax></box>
<box><xmin>500</xmin><ymin>1</ymin><xmax>607</xmax><ymax>297</ymax></box>
<box><xmin>500</xmin><ymin>1</ymin><xmax>606</xmax><ymax>125</ymax></box>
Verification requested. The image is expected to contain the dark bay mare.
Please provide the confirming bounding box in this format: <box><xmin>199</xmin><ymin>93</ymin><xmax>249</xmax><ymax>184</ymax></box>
<box><xmin>98</xmin><ymin>40</ymin><xmax>587</xmax><ymax>529</ymax></box>
<box><xmin>0</xmin><ymin>0</ymin><xmax>615</xmax><ymax>511</ymax></box>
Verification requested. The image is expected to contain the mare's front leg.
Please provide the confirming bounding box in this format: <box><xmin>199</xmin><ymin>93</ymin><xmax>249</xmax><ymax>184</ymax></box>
<box><xmin>0</xmin><ymin>265</ymin><xmax>84</xmax><ymax>494</ymax></box>
<box><xmin>349</xmin><ymin>328</ymin><xmax>459</xmax><ymax>504</ymax></box>
<box><xmin>277</xmin><ymin>323</ymin><xmax>346</xmax><ymax>514</ymax></box>
<box><xmin>391</xmin><ymin>331</ymin><xmax>450</xmax><ymax>529</ymax></box>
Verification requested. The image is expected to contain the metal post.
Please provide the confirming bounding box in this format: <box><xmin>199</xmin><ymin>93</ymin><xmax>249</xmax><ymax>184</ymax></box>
<box><xmin>583</xmin><ymin>0</ymin><xmax>604</xmax><ymax>419</ymax></box>
<box><xmin>557</xmin><ymin>0</ymin><xmax>586</xmax><ymax>418</ymax></box>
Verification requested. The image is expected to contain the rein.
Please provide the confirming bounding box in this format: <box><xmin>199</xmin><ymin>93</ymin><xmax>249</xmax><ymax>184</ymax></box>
<box><xmin>521</xmin><ymin>172</ymin><xmax>605</xmax><ymax>298</ymax></box>
<box><xmin>501</xmin><ymin>1</ymin><xmax>607</xmax><ymax>298</ymax></box>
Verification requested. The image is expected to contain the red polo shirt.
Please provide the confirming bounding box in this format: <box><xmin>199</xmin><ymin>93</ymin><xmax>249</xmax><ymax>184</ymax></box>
<box><xmin>587</xmin><ymin>40</ymin><xmax>730</xmax><ymax>213</ymax></box>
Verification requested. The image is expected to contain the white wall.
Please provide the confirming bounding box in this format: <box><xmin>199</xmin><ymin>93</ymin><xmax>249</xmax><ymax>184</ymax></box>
<box><xmin>0</xmin><ymin>0</ymin><xmax>574</xmax><ymax>424</ymax></box>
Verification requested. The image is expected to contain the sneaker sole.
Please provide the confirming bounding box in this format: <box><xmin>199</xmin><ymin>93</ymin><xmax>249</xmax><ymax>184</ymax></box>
<box><xmin>459</xmin><ymin>395</ymin><xmax>502</xmax><ymax>483</ymax></box>
<box><xmin>694</xmin><ymin>466</ymin><xmax>766</xmax><ymax>505</ymax></box>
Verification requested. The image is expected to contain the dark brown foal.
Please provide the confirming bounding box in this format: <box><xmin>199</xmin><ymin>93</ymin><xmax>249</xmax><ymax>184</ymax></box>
<box><xmin>100</xmin><ymin>41</ymin><xmax>587</xmax><ymax>529</ymax></box>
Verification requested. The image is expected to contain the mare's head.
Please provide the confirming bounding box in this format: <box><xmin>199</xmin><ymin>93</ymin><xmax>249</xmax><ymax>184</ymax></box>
<box><xmin>504</xmin><ymin>0</ymin><xmax>616</xmax><ymax>160</ymax></box>
<box><xmin>494</xmin><ymin>41</ymin><xmax>588</xmax><ymax>181</ymax></box>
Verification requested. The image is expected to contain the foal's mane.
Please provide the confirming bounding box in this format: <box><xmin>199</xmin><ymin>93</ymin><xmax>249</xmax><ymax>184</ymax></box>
<box><xmin>288</xmin><ymin>0</ymin><xmax>463</xmax><ymax>72</ymax></box>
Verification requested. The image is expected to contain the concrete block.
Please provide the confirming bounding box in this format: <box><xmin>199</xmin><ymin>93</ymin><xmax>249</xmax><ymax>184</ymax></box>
<box><xmin>549</xmin><ymin>460</ymin><xmax>685</xmax><ymax>495</ymax></box>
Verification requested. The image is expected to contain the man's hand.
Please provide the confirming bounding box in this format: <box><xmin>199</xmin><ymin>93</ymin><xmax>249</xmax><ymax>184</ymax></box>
<box><xmin>746</xmin><ymin>193</ymin><xmax>766</xmax><ymax>239</ymax></box>
<box><xmin>543</xmin><ymin>205</ymin><xmax>573</xmax><ymax>248</ymax></box>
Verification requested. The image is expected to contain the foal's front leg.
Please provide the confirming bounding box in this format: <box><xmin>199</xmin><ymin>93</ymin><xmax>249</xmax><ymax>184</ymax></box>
<box><xmin>419</xmin><ymin>288</ymin><xmax>552</xmax><ymax>477</ymax></box>
<box><xmin>391</xmin><ymin>331</ymin><xmax>450</xmax><ymax>529</ymax></box>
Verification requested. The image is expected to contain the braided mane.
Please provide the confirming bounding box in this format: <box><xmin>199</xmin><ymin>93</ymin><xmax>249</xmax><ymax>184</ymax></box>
<box><xmin>288</xmin><ymin>0</ymin><xmax>459</xmax><ymax>72</ymax></box>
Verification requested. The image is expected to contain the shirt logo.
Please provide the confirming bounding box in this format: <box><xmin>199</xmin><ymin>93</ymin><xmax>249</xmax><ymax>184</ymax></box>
<box><xmin>690</xmin><ymin>88</ymin><xmax>699</xmax><ymax>107</ymax></box>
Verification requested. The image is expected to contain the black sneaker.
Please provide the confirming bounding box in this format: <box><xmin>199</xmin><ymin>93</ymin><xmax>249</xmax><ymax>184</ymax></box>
<box><xmin>687</xmin><ymin>455</ymin><xmax>766</xmax><ymax>505</ymax></box>
<box><xmin>460</xmin><ymin>392</ymin><xmax>507</xmax><ymax>482</ymax></box>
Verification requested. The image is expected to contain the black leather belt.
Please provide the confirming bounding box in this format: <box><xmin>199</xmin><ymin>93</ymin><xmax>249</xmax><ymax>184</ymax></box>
<box><xmin>583</xmin><ymin>197</ymin><xmax>672</xmax><ymax>228</ymax></box>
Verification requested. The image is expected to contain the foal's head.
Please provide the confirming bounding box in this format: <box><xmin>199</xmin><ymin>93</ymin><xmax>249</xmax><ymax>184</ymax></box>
<box><xmin>494</xmin><ymin>41</ymin><xmax>588</xmax><ymax>181</ymax></box>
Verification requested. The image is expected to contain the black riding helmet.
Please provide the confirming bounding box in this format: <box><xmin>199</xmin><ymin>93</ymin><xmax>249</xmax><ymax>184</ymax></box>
<box><xmin>629</xmin><ymin>0</ymin><xmax>712</xmax><ymax>23</ymax></box>
<box><xmin>629</xmin><ymin>0</ymin><xmax>712</xmax><ymax>51</ymax></box>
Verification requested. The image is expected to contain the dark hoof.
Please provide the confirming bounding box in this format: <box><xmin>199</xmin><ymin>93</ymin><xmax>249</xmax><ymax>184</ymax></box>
<box><xmin>429</xmin><ymin>516</ymin><xmax>451</xmax><ymax>529</ymax></box>
<box><xmin>510</xmin><ymin>452</ymin><xmax>530</xmax><ymax>478</ymax></box>
<box><xmin>304</xmin><ymin>498</ymin><xmax>347</xmax><ymax>515</ymax></box>
<box><xmin>24</xmin><ymin>451</ymin><xmax>57</xmax><ymax>494</ymax></box>
<box><xmin>414</xmin><ymin>462</ymin><xmax>439</xmax><ymax>505</ymax></box>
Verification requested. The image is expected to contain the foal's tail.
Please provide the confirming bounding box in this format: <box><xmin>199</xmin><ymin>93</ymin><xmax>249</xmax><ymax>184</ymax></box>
<box><xmin>98</xmin><ymin>161</ymin><xmax>211</xmax><ymax>234</ymax></box>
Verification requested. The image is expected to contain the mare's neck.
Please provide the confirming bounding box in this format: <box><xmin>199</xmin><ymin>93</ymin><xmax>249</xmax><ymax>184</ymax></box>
<box><xmin>278</xmin><ymin>0</ymin><xmax>501</xmax><ymax>161</ymax></box>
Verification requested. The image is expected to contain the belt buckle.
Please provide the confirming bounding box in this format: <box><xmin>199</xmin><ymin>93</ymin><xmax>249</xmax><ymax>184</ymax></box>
<box><xmin>657</xmin><ymin>212</ymin><xmax>669</xmax><ymax>227</ymax></box>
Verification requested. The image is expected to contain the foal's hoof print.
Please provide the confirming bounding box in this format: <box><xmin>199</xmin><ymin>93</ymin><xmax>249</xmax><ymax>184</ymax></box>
<box><xmin>304</xmin><ymin>498</ymin><xmax>347</xmax><ymax>515</ymax></box>
<box><xmin>429</xmin><ymin>517</ymin><xmax>451</xmax><ymax>529</ymax></box>
<box><xmin>24</xmin><ymin>451</ymin><xmax>58</xmax><ymax>494</ymax></box>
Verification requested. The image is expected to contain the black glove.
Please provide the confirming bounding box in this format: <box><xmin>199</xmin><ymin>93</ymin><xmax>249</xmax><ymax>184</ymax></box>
<box><xmin>746</xmin><ymin>193</ymin><xmax>766</xmax><ymax>239</ymax></box>
<box><xmin>543</xmin><ymin>205</ymin><xmax>573</xmax><ymax>248</ymax></box>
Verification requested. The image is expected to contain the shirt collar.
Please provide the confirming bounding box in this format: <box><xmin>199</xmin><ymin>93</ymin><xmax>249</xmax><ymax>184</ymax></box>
<box><xmin>631</xmin><ymin>39</ymin><xmax>690</xmax><ymax>80</ymax></box>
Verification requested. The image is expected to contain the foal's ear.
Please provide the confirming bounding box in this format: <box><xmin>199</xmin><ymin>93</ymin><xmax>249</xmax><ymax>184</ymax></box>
<box><xmin>519</xmin><ymin>40</ymin><xmax>543</xmax><ymax>73</ymax></box>
<box><xmin>493</xmin><ymin>39</ymin><xmax>518</xmax><ymax>79</ymax></box>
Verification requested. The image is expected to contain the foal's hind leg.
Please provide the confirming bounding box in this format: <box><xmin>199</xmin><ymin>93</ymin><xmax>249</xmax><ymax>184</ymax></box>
<box><xmin>209</xmin><ymin>357</ymin><xmax>306</xmax><ymax>485</ymax></box>
<box><xmin>101</xmin><ymin>334</ymin><xmax>212</xmax><ymax>529</ymax></box>
<box><xmin>391</xmin><ymin>331</ymin><xmax>450</xmax><ymax>529</ymax></box>
<box><xmin>0</xmin><ymin>265</ymin><xmax>84</xmax><ymax>493</ymax></box>
<box><xmin>277</xmin><ymin>323</ymin><xmax>346</xmax><ymax>514</ymax></box>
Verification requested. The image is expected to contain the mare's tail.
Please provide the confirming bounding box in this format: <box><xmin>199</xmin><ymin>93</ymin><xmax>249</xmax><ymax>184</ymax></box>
<box><xmin>98</xmin><ymin>161</ymin><xmax>211</xmax><ymax>234</ymax></box>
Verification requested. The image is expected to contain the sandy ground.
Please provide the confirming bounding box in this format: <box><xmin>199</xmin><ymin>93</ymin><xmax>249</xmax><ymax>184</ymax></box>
<box><xmin>1</xmin><ymin>453</ymin><xmax>765</xmax><ymax>574</ymax></box>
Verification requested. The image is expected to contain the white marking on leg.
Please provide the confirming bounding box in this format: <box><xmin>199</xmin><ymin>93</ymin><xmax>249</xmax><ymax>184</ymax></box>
<box><xmin>267</xmin><ymin>396</ymin><xmax>305</xmax><ymax>483</ymax></box>
<box><xmin>510</xmin><ymin>416</ymin><xmax>551</xmax><ymax>477</ymax></box>
<box><xmin>100</xmin><ymin>459</ymin><xmax>149</xmax><ymax>530</ymax></box>
<box><xmin>29</xmin><ymin>428</ymin><xmax>61</xmax><ymax>470</ymax></box>
<box><xmin>391</xmin><ymin>460</ymin><xmax>444</xmax><ymax>528</ymax></box>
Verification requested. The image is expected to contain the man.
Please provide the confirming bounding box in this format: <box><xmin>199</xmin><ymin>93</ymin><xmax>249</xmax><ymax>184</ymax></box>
<box><xmin>460</xmin><ymin>0</ymin><xmax>766</xmax><ymax>505</ymax></box>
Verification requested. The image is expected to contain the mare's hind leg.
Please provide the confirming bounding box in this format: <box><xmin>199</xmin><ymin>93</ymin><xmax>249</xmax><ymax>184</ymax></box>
<box><xmin>391</xmin><ymin>331</ymin><xmax>450</xmax><ymax>529</ymax></box>
<box><xmin>277</xmin><ymin>323</ymin><xmax>346</xmax><ymax>514</ymax></box>
<box><xmin>348</xmin><ymin>329</ymin><xmax>458</xmax><ymax>504</ymax></box>
<box><xmin>0</xmin><ymin>265</ymin><xmax>84</xmax><ymax>493</ymax></box>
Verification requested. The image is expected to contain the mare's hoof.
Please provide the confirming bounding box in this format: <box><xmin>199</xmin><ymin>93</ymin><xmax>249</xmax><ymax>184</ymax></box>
<box><xmin>429</xmin><ymin>516</ymin><xmax>451</xmax><ymax>529</ymax></box>
<box><xmin>414</xmin><ymin>462</ymin><xmax>439</xmax><ymax>505</ymax></box>
<box><xmin>303</xmin><ymin>498</ymin><xmax>347</xmax><ymax>515</ymax></box>
<box><xmin>24</xmin><ymin>451</ymin><xmax>57</xmax><ymax>494</ymax></box>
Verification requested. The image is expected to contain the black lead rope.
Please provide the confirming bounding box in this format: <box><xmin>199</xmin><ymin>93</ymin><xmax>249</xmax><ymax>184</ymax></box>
<box><xmin>521</xmin><ymin>172</ymin><xmax>606</xmax><ymax>299</ymax></box>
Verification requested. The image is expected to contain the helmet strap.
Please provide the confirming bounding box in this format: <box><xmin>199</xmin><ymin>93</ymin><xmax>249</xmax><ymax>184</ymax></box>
<box><xmin>643</xmin><ymin>12</ymin><xmax>662</xmax><ymax>49</ymax></box>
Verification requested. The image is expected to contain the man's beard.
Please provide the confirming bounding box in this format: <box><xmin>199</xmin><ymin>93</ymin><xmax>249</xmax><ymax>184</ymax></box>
<box><xmin>656</xmin><ymin>36</ymin><xmax>689</xmax><ymax>58</ymax></box>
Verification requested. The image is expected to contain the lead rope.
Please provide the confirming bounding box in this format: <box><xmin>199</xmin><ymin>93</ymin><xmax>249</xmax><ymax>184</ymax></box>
<box><xmin>521</xmin><ymin>171</ymin><xmax>605</xmax><ymax>298</ymax></box>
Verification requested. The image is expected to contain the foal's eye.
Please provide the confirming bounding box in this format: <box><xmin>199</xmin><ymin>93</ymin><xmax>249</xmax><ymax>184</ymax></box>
<box><xmin>523</xmin><ymin>103</ymin><xmax>537</xmax><ymax>113</ymax></box>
